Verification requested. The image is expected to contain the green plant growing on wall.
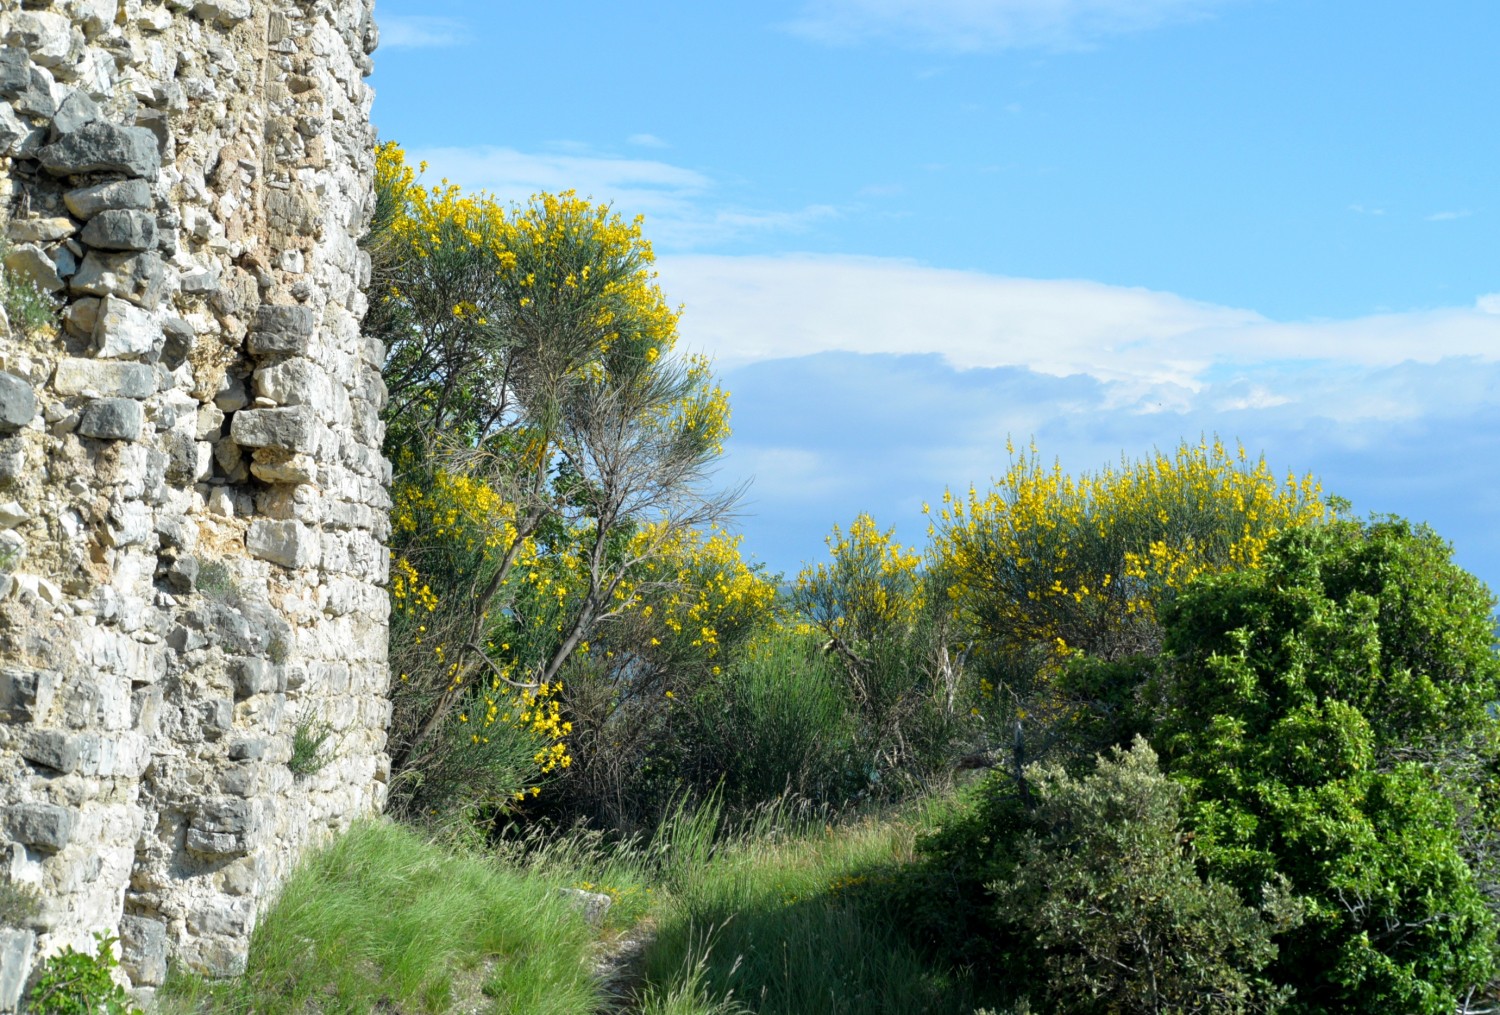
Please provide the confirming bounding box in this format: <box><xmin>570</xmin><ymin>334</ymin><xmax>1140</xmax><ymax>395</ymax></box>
<box><xmin>289</xmin><ymin>715</ymin><xmax>337</xmax><ymax>776</ymax></box>
<box><xmin>27</xmin><ymin>932</ymin><xmax>142</xmax><ymax>1015</ymax></box>
<box><xmin>0</xmin><ymin>246</ymin><xmax>59</xmax><ymax>339</ymax></box>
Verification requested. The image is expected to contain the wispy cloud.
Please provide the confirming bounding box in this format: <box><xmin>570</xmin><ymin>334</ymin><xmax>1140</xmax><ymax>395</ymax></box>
<box><xmin>409</xmin><ymin>146</ymin><xmax>840</xmax><ymax>250</ymax></box>
<box><xmin>378</xmin><ymin>15</ymin><xmax>466</xmax><ymax>49</ymax></box>
<box><xmin>783</xmin><ymin>0</ymin><xmax>1243</xmax><ymax>52</ymax></box>
<box><xmin>627</xmin><ymin>133</ymin><xmax>670</xmax><ymax>149</ymax></box>
<box><xmin>660</xmin><ymin>253</ymin><xmax>1500</xmax><ymax>385</ymax></box>
<box><xmin>1426</xmin><ymin>209</ymin><xmax>1473</xmax><ymax>222</ymax></box>
<box><xmin>1348</xmin><ymin>204</ymin><xmax>1385</xmax><ymax>216</ymax></box>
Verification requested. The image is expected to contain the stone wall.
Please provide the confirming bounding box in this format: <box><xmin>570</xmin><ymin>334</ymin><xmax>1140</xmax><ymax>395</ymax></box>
<box><xmin>0</xmin><ymin>1</ymin><xmax>388</xmax><ymax>1008</ymax></box>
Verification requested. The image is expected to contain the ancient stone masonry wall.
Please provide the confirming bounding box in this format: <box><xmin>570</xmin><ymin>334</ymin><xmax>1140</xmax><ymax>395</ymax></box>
<box><xmin>0</xmin><ymin>1</ymin><xmax>387</xmax><ymax>1008</ymax></box>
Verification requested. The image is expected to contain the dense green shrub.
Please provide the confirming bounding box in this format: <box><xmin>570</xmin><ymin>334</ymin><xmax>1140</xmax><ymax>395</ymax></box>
<box><xmin>994</xmin><ymin>739</ymin><xmax>1298</xmax><ymax>1014</ymax></box>
<box><xmin>1160</xmin><ymin>518</ymin><xmax>1500</xmax><ymax>1013</ymax></box>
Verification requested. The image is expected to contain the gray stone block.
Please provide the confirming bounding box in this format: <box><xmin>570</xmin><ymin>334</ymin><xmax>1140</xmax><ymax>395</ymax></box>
<box><xmin>5</xmin><ymin>217</ymin><xmax>75</xmax><ymax>244</ymax></box>
<box><xmin>119</xmin><ymin>916</ymin><xmax>167</xmax><ymax>987</ymax></box>
<box><xmin>192</xmin><ymin>0</ymin><xmax>253</xmax><ymax>27</ymax></box>
<box><xmin>2</xmin><ymin>243</ymin><xmax>63</xmax><ymax>292</ymax></box>
<box><xmin>20</xmin><ymin>728</ymin><xmax>88</xmax><ymax>773</ymax></box>
<box><xmin>93</xmin><ymin>295</ymin><xmax>163</xmax><ymax>359</ymax></box>
<box><xmin>69</xmin><ymin>249</ymin><xmax>165</xmax><ymax>309</ymax></box>
<box><xmin>0</xmin><ymin>102</ymin><xmax>26</xmax><ymax>156</ymax></box>
<box><xmin>160</xmin><ymin>316</ymin><xmax>194</xmax><ymax>369</ymax></box>
<box><xmin>39</xmin><ymin>120</ymin><xmax>162</xmax><ymax>179</ymax></box>
<box><xmin>185</xmin><ymin>827</ymin><xmax>245</xmax><ymax>856</ymax></box>
<box><xmin>246</xmin><ymin>518</ymin><xmax>321</xmax><ymax>568</ymax></box>
<box><xmin>77</xmin><ymin>398</ymin><xmax>145</xmax><ymax>440</ymax></box>
<box><xmin>0</xmin><ymin>372</ymin><xmax>36</xmax><ymax>433</ymax></box>
<box><xmin>64</xmin><ymin>179</ymin><xmax>153</xmax><ymax>220</ymax></box>
<box><xmin>11</xmin><ymin>64</ymin><xmax>56</xmax><ymax>121</ymax></box>
<box><xmin>0</xmin><ymin>668</ymin><xmax>59</xmax><ymax>723</ymax></box>
<box><xmin>247</xmin><ymin>305</ymin><xmax>316</xmax><ymax>356</ymax></box>
<box><xmin>0</xmin><ymin>929</ymin><xmax>34</xmax><ymax>1013</ymax></box>
<box><xmin>232</xmin><ymin>657</ymin><xmax>283</xmax><ymax>697</ymax></box>
<box><xmin>53</xmin><ymin>358</ymin><xmax>157</xmax><ymax>398</ymax></box>
<box><xmin>4</xmin><ymin>803</ymin><xmax>75</xmax><ymax>851</ymax></box>
<box><xmin>0</xmin><ymin>49</ymin><xmax>25</xmax><ymax>97</ymax></box>
<box><xmin>3</xmin><ymin>12</ymin><xmax>73</xmax><ymax>70</ymax></box>
<box><xmin>229</xmin><ymin>405</ymin><xmax>317</xmax><ymax>453</ymax></box>
<box><xmin>51</xmin><ymin>89</ymin><xmax>100</xmax><ymax>137</ymax></box>
<box><xmin>81</xmin><ymin>209</ymin><xmax>158</xmax><ymax>252</ymax></box>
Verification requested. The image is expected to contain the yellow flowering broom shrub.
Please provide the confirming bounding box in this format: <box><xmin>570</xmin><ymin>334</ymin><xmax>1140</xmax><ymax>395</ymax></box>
<box><xmin>371</xmin><ymin>143</ymin><xmax>741</xmax><ymax>819</ymax></box>
<box><xmin>927</xmin><ymin>437</ymin><xmax>1329</xmax><ymax>768</ymax></box>
<box><xmin>785</xmin><ymin>514</ymin><xmax>972</xmax><ymax>794</ymax></box>
<box><xmin>930</xmin><ymin>437</ymin><xmax>1327</xmax><ymax>663</ymax></box>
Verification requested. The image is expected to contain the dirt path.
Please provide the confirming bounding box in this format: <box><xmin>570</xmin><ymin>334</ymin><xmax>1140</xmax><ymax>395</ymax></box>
<box><xmin>592</xmin><ymin>919</ymin><xmax>656</xmax><ymax>1012</ymax></box>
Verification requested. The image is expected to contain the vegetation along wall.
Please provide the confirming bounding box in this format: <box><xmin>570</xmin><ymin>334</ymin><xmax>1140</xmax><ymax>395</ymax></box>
<box><xmin>0</xmin><ymin>0</ymin><xmax>387</xmax><ymax>1007</ymax></box>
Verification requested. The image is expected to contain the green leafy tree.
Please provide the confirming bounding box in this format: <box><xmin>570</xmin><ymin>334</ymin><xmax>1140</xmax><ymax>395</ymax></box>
<box><xmin>1160</xmin><ymin>518</ymin><xmax>1500</xmax><ymax>1014</ymax></box>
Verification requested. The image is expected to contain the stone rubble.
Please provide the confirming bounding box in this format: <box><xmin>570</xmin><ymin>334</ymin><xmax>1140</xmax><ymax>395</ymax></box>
<box><xmin>0</xmin><ymin>0</ymin><xmax>389</xmax><ymax>1010</ymax></box>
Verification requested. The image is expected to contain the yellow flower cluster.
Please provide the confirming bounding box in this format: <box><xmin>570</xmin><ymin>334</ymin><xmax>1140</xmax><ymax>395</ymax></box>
<box><xmin>623</xmin><ymin>524</ymin><xmax>777</xmax><ymax>658</ymax></box>
<box><xmin>796</xmin><ymin>513</ymin><xmax>925</xmax><ymax>640</ymax></box>
<box><xmin>389</xmin><ymin>555</ymin><xmax>438</xmax><ymax>616</ymax></box>
<box><xmin>392</xmin><ymin>470</ymin><xmax>519</xmax><ymax>555</ymax></box>
<box><xmin>929</xmin><ymin>437</ymin><xmax>1327</xmax><ymax>657</ymax></box>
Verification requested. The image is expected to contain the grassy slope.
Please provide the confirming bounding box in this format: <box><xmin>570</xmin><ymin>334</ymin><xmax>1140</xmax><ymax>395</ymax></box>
<box><xmin>155</xmin><ymin>798</ymin><xmax>986</xmax><ymax>1015</ymax></box>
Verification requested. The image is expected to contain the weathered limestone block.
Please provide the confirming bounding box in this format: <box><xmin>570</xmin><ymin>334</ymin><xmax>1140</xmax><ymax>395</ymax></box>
<box><xmin>76</xmin><ymin>398</ymin><xmax>144</xmax><ymax>440</ymax></box>
<box><xmin>2</xmin><ymin>243</ymin><xmax>63</xmax><ymax>292</ymax></box>
<box><xmin>247</xmin><ymin>305</ymin><xmax>316</xmax><ymax>356</ymax></box>
<box><xmin>52</xmin><ymin>358</ymin><xmax>156</xmax><ymax>398</ymax></box>
<box><xmin>3</xmin><ymin>803</ymin><xmax>75</xmax><ymax>852</ymax></box>
<box><xmin>118</xmin><ymin>916</ymin><xmax>167</xmax><ymax>987</ymax></box>
<box><xmin>246</xmin><ymin>518</ymin><xmax>321</xmax><ymax>568</ymax></box>
<box><xmin>93</xmin><ymin>295</ymin><xmax>164</xmax><ymax>359</ymax></box>
<box><xmin>70</xmin><ymin>250</ymin><xmax>165</xmax><ymax>310</ymax></box>
<box><xmin>229</xmin><ymin>405</ymin><xmax>317</xmax><ymax>453</ymax></box>
<box><xmin>0</xmin><ymin>373</ymin><xmax>35</xmax><ymax>432</ymax></box>
<box><xmin>64</xmin><ymin>179</ymin><xmax>153</xmax><ymax>220</ymax></box>
<box><xmin>81</xmin><ymin>209</ymin><xmax>157</xmax><ymax>252</ymax></box>
<box><xmin>0</xmin><ymin>931</ymin><xmax>34</xmax><ymax>1014</ymax></box>
<box><xmin>38</xmin><ymin>121</ymin><xmax>161</xmax><ymax>179</ymax></box>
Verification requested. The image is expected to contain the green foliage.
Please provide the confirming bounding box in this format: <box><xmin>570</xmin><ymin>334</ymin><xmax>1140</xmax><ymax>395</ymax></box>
<box><xmin>687</xmin><ymin>627</ymin><xmax>860</xmax><ymax>808</ymax></box>
<box><xmin>287</xmin><ymin>715</ymin><xmax>336</xmax><ymax>776</ymax></box>
<box><xmin>28</xmin><ymin>933</ymin><xmax>141</xmax><ymax>1015</ymax></box>
<box><xmin>1160</xmin><ymin>518</ymin><xmax>1500</xmax><ymax>1013</ymax></box>
<box><xmin>792</xmin><ymin>514</ymin><xmax>973</xmax><ymax>797</ymax></box>
<box><xmin>158</xmin><ymin>819</ymin><xmax>604</xmax><ymax>1015</ymax></box>
<box><xmin>994</xmin><ymin>739</ymin><xmax>1298</xmax><ymax>1015</ymax></box>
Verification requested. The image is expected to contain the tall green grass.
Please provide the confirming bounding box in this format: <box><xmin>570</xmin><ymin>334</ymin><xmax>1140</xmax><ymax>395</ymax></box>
<box><xmin>634</xmin><ymin>796</ymin><xmax>984</xmax><ymax>1015</ymax></box>
<box><xmin>159</xmin><ymin>819</ymin><xmax>606</xmax><ymax>1015</ymax></box>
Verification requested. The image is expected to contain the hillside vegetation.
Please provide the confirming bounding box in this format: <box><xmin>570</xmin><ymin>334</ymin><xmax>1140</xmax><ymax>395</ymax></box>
<box><xmin>147</xmin><ymin>152</ymin><xmax>1500</xmax><ymax>1015</ymax></box>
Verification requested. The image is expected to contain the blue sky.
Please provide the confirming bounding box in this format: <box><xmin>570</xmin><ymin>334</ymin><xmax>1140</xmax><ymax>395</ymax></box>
<box><xmin>369</xmin><ymin>0</ymin><xmax>1500</xmax><ymax>590</ymax></box>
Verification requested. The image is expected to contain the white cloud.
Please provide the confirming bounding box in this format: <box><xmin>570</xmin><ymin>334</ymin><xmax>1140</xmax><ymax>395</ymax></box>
<box><xmin>784</xmin><ymin>0</ymin><xmax>1242</xmax><ymax>52</ymax></box>
<box><xmin>378</xmin><ymin>16</ymin><xmax>465</xmax><ymax>49</ymax></box>
<box><xmin>1426</xmin><ymin>209</ymin><xmax>1473</xmax><ymax>222</ymax></box>
<box><xmin>660</xmin><ymin>254</ymin><xmax>1500</xmax><ymax>389</ymax></box>
<box><xmin>1477</xmin><ymin>293</ymin><xmax>1500</xmax><ymax>315</ymax></box>
<box><xmin>408</xmin><ymin>146</ymin><xmax>839</xmax><ymax>250</ymax></box>
<box><xmin>627</xmin><ymin>134</ymin><xmax>670</xmax><ymax>149</ymax></box>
